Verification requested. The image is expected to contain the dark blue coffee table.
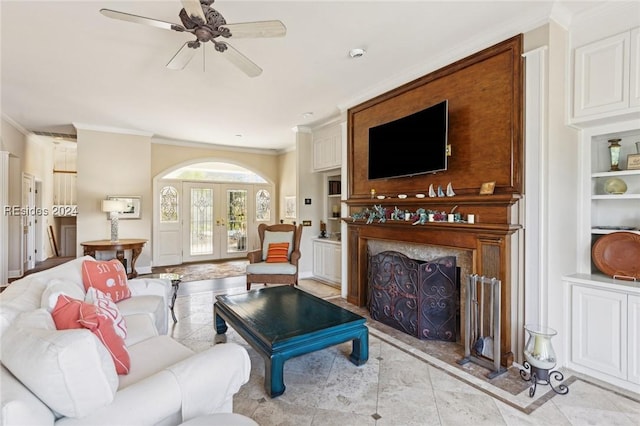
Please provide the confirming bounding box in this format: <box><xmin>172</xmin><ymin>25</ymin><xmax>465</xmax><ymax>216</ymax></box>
<box><xmin>214</xmin><ymin>285</ymin><xmax>368</xmax><ymax>397</ymax></box>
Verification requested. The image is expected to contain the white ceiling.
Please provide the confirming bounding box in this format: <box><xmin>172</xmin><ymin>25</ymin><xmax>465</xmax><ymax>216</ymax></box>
<box><xmin>1</xmin><ymin>1</ymin><xmax>605</xmax><ymax>151</ymax></box>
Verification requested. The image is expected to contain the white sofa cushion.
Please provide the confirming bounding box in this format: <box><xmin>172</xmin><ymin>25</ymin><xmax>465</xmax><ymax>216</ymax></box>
<box><xmin>0</xmin><ymin>310</ymin><xmax>118</xmax><ymax>418</ymax></box>
<box><xmin>261</xmin><ymin>230</ymin><xmax>294</xmax><ymax>260</ymax></box>
<box><xmin>40</xmin><ymin>278</ymin><xmax>86</xmax><ymax>312</ymax></box>
<box><xmin>119</xmin><ymin>335</ymin><xmax>194</xmax><ymax>390</ymax></box>
<box><xmin>1</xmin><ymin>365</ymin><xmax>56</xmax><ymax>426</ymax></box>
<box><xmin>116</xmin><ymin>294</ymin><xmax>166</xmax><ymax>336</ymax></box>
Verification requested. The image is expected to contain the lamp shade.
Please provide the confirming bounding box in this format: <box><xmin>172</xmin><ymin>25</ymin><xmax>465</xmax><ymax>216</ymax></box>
<box><xmin>101</xmin><ymin>199</ymin><xmax>126</xmax><ymax>213</ymax></box>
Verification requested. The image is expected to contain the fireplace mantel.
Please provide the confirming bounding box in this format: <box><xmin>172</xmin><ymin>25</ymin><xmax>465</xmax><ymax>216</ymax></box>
<box><xmin>344</xmin><ymin>194</ymin><xmax>521</xmax><ymax>366</ymax></box>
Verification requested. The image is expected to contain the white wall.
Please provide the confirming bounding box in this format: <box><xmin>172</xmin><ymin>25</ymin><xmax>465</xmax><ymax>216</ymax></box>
<box><xmin>295</xmin><ymin>130</ymin><xmax>323</xmax><ymax>277</ymax></box>
<box><xmin>76</xmin><ymin>127</ymin><xmax>153</xmax><ymax>272</ymax></box>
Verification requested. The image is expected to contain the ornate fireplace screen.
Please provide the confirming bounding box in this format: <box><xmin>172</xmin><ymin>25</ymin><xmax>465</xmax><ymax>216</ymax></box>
<box><xmin>368</xmin><ymin>251</ymin><xmax>458</xmax><ymax>342</ymax></box>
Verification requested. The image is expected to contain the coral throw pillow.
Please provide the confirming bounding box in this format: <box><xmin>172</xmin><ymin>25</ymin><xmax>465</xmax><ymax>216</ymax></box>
<box><xmin>85</xmin><ymin>287</ymin><xmax>127</xmax><ymax>339</ymax></box>
<box><xmin>52</xmin><ymin>295</ymin><xmax>131</xmax><ymax>375</ymax></box>
<box><xmin>266</xmin><ymin>242</ymin><xmax>290</xmax><ymax>263</ymax></box>
<box><xmin>82</xmin><ymin>259</ymin><xmax>131</xmax><ymax>302</ymax></box>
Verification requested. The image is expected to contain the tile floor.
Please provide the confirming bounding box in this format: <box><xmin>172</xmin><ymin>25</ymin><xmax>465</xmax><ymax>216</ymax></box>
<box><xmin>169</xmin><ymin>277</ymin><xmax>640</xmax><ymax>426</ymax></box>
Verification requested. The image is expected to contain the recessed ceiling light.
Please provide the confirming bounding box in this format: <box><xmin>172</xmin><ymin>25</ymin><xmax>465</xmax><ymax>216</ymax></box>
<box><xmin>349</xmin><ymin>48</ymin><xmax>366</xmax><ymax>58</ymax></box>
<box><xmin>302</xmin><ymin>112</ymin><xmax>314</xmax><ymax>119</ymax></box>
<box><xmin>235</xmin><ymin>134</ymin><xmax>243</xmax><ymax>138</ymax></box>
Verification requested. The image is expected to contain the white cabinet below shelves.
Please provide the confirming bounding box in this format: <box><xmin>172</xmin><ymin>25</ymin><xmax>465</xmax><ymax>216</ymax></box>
<box><xmin>564</xmin><ymin>275</ymin><xmax>640</xmax><ymax>392</ymax></box>
<box><xmin>313</xmin><ymin>239</ymin><xmax>341</xmax><ymax>285</ymax></box>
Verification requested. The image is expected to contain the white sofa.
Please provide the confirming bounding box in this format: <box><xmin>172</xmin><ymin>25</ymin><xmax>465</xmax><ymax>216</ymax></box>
<box><xmin>0</xmin><ymin>256</ymin><xmax>251</xmax><ymax>426</ymax></box>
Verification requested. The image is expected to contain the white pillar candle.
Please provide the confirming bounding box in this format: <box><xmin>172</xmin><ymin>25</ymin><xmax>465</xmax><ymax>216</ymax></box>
<box><xmin>428</xmin><ymin>214</ymin><xmax>434</xmax><ymax>222</ymax></box>
<box><xmin>467</xmin><ymin>214</ymin><xmax>475</xmax><ymax>224</ymax></box>
<box><xmin>533</xmin><ymin>335</ymin><xmax>544</xmax><ymax>357</ymax></box>
<box><xmin>447</xmin><ymin>214</ymin><xmax>454</xmax><ymax>222</ymax></box>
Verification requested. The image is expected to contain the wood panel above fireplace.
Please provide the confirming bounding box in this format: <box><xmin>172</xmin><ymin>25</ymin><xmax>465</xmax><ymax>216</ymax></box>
<box><xmin>344</xmin><ymin>35</ymin><xmax>524</xmax><ymax>367</ymax></box>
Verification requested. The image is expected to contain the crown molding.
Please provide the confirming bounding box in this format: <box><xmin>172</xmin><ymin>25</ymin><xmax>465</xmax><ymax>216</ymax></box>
<box><xmin>72</xmin><ymin>123</ymin><xmax>154</xmax><ymax>137</ymax></box>
<box><xmin>151</xmin><ymin>136</ymin><xmax>280</xmax><ymax>156</ymax></box>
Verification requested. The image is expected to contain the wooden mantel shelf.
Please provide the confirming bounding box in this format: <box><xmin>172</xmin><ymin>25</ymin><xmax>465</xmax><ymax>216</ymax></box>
<box><xmin>346</xmin><ymin>193</ymin><xmax>521</xmax><ymax>206</ymax></box>
<box><xmin>342</xmin><ymin>218</ymin><xmax>521</xmax><ymax>234</ymax></box>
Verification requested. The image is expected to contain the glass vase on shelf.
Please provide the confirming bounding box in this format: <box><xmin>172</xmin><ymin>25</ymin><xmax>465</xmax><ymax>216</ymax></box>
<box><xmin>608</xmin><ymin>138</ymin><xmax>622</xmax><ymax>171</ymax></box>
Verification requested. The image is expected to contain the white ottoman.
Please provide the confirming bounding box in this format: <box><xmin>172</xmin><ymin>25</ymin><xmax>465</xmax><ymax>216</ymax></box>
<box><xmin>180</xmin><ymin>413</ymin><xmax>258</xmax><ymax>426</ymax></box>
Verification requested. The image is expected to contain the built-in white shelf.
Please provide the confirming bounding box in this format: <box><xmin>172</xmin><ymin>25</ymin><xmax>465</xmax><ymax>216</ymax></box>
<box><xmin>592</xmin><ymin>170</ymin><xmax>640</xmax><ymax>178</ymax></box>
<box><xmin>591</xmin><ymin>194</ymin><xmax>640</xmax><ymax>199</ymax></box>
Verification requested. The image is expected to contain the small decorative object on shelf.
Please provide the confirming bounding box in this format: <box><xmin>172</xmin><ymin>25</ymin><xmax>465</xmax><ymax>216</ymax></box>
<box><xmin>319</xmin><ymin>221</ymin><xmax>327</xmax><ymax>238</ymax></box>
<box><xmin>467</xmin><ymin>214</ymin><xmax>475</xmax><ymax>224</ymax></box>
<box><xmin>604</xmin><ymin>177</ymin><xmax>628</xmax><ymax>194</ymax></box>
<box><xmin>479</xmin><ymin>181</ymin><xmax>496</xmax><ymax>195</ymax></box>
<box><xmin>332</xmin><ymin>205</ymin><xmax>340</xmax><ymax>217</ymax></box>
<box><xmin>446</xmin><ymin>182</ymin><xmax>455</xmax><ymax>197</ymax></box>
<box><xmin>437</xmin><ymin>185</ymin><xmax>445</xmax><ymax>197</ymax></box>
<box><xmin>370</xmin><ymin>188</ymin><xmax>376</xmax><ymax>199</ymax></box>
<box><xmin>519</xmin><ymin>325</ymin><xmax>569</xmax><ymax>398</ymax></box>
<box><xmin>627</xmin><ymin>153</ymin><xmax>640</xmax><ymax>170</ymax></box>
<box><xmin>398</xmin><ymin>194</ymin><xmax>407</xmax><ymax>199</ymax></box>
<box><xmin>608</xmin><ymin>138</ymin><xmax>622</xmax><ymax>171</ymax></box>
<box><xmin>428</xmin><ymin>184</ymin><xmax>436</xmax><ymax>197</ymax></box>
<box><xmin>416</xmin><ymin>193</ymin><xmax>426</xmax><ymax>198</ymax></box>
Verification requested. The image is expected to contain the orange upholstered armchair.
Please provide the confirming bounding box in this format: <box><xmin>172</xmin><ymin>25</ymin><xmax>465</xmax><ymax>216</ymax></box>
<box><xmin>245</xmin><ymin>223</ymin><xmax>303</xmax><ymax>291</ymax></box>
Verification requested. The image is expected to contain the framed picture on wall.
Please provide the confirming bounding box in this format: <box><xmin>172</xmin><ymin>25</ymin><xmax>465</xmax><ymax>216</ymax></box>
<box><xmin>284</xmin><ymin>196</ymin><xmax>296</xmax><ymax>218</ymax></box>
<box><xmin>107</xmin><ymin>195</ymin><xmax>141</xmax><ymax>219</ymax></box>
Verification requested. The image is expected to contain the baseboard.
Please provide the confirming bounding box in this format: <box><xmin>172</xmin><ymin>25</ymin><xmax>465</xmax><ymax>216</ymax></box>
<box><xmin>8</xmin><ymin>269</ymin><xmax>22</xmax><ymax>279</ymax></box>
<box><xmin>136</xmin><ymin>265</ymin><xmax>152</xmax><ymax>275</ymax></box>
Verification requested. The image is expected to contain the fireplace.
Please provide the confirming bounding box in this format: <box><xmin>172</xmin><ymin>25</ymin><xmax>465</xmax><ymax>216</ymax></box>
<box><xmin>344</xmin><ymin>202</ymin><xmax>521</xmax><ymax>367</ymax></box>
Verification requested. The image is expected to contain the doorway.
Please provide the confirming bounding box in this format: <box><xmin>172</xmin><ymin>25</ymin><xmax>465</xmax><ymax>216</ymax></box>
<box><xmin>153</xmin><ymin>162</ymin><xmax>273</xmax><ymax>267</ymax></box>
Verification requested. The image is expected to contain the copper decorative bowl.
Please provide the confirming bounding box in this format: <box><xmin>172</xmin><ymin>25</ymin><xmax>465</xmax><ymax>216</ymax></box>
<box><xmin>592</xmin><ymin>232</ymin><xmax>640</xmax><ymax>279</ymax></box>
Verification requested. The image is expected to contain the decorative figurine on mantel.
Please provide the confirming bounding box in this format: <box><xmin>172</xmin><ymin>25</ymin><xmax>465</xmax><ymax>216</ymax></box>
<box><xmin>437</xmin><ymin>185</ymin><xmax>445</xmax><ymax>197</ymax></box>
<box><xmin>319</xmin><ymin>221</ymin><xmax>327</xmax><ymax>238</ymax></box>
<box><xmin>428</xmin><ymin>184</ymin><xmax>436</xmax><ymax>197</ymax></box>
<box><xmin>446</xmin><ymin>182</ymin><xmax>455</xmax><ymax>197</ymax></box>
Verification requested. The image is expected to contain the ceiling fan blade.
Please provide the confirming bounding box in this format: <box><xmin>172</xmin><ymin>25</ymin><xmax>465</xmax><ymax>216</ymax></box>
<box><xmin>167</xmin><ymin>42</ymin><xmax>198</xmax><ymax>70</ymax></box>
<box><xmin>100</xmin><ymin>9</ymin><xmax>181</xmax><ymax>31</ymax></box>
<box><xmin>180</xmin><ymin>0</ymin><xmax>206</xmax><ymax>22</ymax></box>
<box><xmin>221</xmin><ymin>21</ymin><xmax>287</xmax><ymax>38</ymax></box>
<box><xmin>219</xmin><ymin>42</ymin><xmax>262</xmax><ymax>78</ymax></box>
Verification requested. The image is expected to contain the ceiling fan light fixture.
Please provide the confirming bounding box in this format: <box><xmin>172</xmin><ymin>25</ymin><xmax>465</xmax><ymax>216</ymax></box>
<box><xmin>349</xmin><ymin>48</ymin><xmax>366</xmax><ymax>59</ymax></box>
<box><xmin>302</xmin><ymin>112</ymin><xmax>314</xmax><ymax>119</ymax></box>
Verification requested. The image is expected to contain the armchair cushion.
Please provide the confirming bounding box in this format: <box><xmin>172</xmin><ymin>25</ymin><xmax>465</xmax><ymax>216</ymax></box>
<box><xmin>246</xmin><ymin>262</ymin><xmax>297</xmax><ymax>275</ymax></box>
<box><xmin>261</xmin><ymin>231</ymin><xmax>294</xmax><ymax>261</ymax></box>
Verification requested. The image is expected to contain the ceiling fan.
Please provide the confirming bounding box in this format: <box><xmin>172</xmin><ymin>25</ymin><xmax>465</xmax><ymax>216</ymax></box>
<box><xmin>100</xmin><ymin>0</ymin><xmax>286</xmax><ymax>77</ymax></box>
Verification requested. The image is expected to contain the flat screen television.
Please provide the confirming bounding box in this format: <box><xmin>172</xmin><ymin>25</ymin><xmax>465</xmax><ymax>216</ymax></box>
<box><xmin>368</xmin><ymin>99</ymin><xmax>448</xmax><ymax>180</ymax></box>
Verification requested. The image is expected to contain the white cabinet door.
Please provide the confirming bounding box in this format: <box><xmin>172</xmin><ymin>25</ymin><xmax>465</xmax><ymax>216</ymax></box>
<box><xmin>325</xmin><ymin>243</ymin><xmax>342</xmax><ymax>283</ymax></box>
<box><xmin>312</xmin><ymin>240</ymin><xmax>341</xmax><ymax>284</ymax></box>
<box><xmin>630</xmin><ymin>28</ymin><xmax>640</xmax><ymax>107</ymax></box>
<box><xmin>572</xmin><ymin>285</ymin><xmax>627</xmax><ymax>379</ymax></box>
<box><xmin>312</xmin><ymin>124</ymin><xmax>342</xmax><ymax>171</ymax></box>
<box><xmin>629</xmin><ymin>295</ymin><xmax>640</xmax><ymax>384</ymax></box>
<box><xmin>312</xmin><ymin>240</ymin><xmax>324</xmax><ymax>278</ymax></box>
<box><xmin>574</xmin><ymin>31</ymin><xmax>630</xmax><ymax>118</ymax></box>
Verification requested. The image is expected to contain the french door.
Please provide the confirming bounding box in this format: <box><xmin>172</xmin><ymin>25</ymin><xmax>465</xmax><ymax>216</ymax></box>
<box><xmin>157</xmin><ymin>181</ymin><xmax>254</xmax><ymax>265</ymax></box>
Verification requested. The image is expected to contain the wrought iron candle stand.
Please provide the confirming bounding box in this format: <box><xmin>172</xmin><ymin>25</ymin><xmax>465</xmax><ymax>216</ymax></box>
<box><xmin>519</xmin><ymin>325</ymin><xmax>569</xmax><ymax>397</ymax></box>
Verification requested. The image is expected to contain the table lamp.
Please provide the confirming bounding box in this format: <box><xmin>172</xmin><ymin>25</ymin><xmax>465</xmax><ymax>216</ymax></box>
<box><xmin>102</xmin><ymin>199</ymin><xmax>127</xmax><ymax>242</ymax></box>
